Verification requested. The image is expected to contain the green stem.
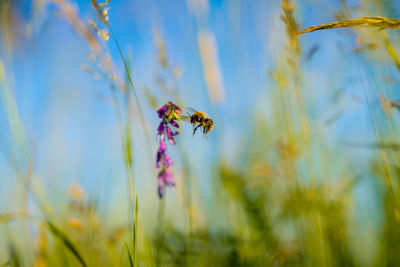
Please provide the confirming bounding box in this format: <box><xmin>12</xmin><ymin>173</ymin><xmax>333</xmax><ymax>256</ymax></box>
<box><xmin>108</xmin><ymin>26</ymin><xmax>151</xmax><ymax>151</ymax></box>
<box><xmin>155</xmin><ymin>198</ymin><xmax>165</xmax><ymax>266</ymax></box>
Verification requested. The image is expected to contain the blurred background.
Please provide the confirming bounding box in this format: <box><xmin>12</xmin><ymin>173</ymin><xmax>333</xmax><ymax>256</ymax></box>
<box><xmin>1</xmin><ymin>0</ymin><xmax>400</xmax><ymax>266</ymax></box>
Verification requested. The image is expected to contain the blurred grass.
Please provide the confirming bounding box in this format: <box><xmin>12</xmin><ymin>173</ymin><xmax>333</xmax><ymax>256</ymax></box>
<box><xmin>2</xmin><ymin>0</ymin><xmax>400</xmax><ymax>266</ymax></box>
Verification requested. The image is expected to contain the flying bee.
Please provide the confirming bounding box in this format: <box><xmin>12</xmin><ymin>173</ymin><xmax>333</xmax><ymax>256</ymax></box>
<box><xmin>181</xmin><ymin>108</ymin><xmax>214</xmax><ymax>137</ymax></box>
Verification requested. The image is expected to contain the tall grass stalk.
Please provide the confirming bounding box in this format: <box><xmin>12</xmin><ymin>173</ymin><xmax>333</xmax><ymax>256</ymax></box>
<box><xmin>88</xmin><ymin>1</ymin><xmax>143</xmax><ymax>260</ymax></box>
<box><xmin>134</xmin><ymin>194</ymin><xmax>138</xmax><ymax>267</ymax></box>
<box><xmin>297</xmin><ymin>10</ymin><xmax>400</xmax><ymax>222</ymax></box>
<box><xmin>298</xmin><ymin>16</ymin><xmax>400</xmax><ymax>35</ymax></box>
<box><xmin>1</xmin><ymin>59</ymin><xmax>34</xmax><ymax>265</ymax></box>
<box><xmin>155</xmin><ymin>198</ymin><xmax>165</xmax><ymax>266</ymax></box>
<box><xmin>107</xmin><ymin>26</ymin><xmax>151</xmax><ymax>151</ymax></box>
<box><xmin>357</xmin><ymin>55</ymin><xmax>400</xmax><ymax>221</ymax></box>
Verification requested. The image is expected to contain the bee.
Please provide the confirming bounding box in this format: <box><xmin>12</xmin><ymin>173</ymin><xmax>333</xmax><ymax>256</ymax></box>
<box><xmin>181</xmin><ymin>108</ymin><xmax>214</xmax><ymax>137</ymax></box>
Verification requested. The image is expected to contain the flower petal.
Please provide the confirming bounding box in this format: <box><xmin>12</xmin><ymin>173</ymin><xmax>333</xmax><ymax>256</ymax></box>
<box><xmin>158</xmin><ymin>138</ymin><xmax>166</xmax><ymax>153</ymax></box>
<box><xmin>166</xmin><ymin>127</ymin><xmax>178</xmax><ymax>145</ymax></box>
<box><xmin>163</xmin><ymin>169</ymin><xmax>175</xmax><ymax>186</ymax></box>
<box><xmin>168</xmin><ymin>138</ymin><xmax>176</xmax><ymax>145</ymax></box>
<box><xmin>175</xmin><ymin>105</ymin><xmax>182</xmax><ymax>115</ymax></box>
<box><xmin>156</xmin><ymin>151</ymin><xmax>162</xmax><ymax>168</ymax></box>
<box><xmin>157</xmin><ymin>106</ymin><xmax>167</xmax><ymax>118</ymax></box>
<box><xmin>169</xmin><ymin>120</ymin><xmax>179</xmax><ymax>128</ymax></box>
<box><xmin>164</xmin><ymin>152</ymin><xmax>173</xmax><ymax>167</ymax></box>
<box><xmin>157</xmin><ymin>122</ymin><xmax>165</xmax><ymax>134</ymax></box>
<box><xmin>166</xmin><ymin>127</ymin><xmax>179</xmax><ymax>137</ymax></box>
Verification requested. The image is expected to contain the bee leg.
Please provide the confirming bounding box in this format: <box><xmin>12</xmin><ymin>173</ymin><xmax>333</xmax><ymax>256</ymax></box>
<box><xmin>205</xmin><ymin>125</ymin><xmax>210</xmax><ymax>138</ymax></box>
<box><xmin>193</xmin><ymin>124</ymin><xmax>201</xmax><ymax>137</ymax></box>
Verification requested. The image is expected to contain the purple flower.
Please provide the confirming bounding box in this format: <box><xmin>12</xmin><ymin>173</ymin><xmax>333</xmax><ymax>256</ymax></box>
<box><xmin>156</xmin><ymin>151</ymin><xmax>162</xmax><ymax>169</ymax></box>
<box><xmin>158</xmin><ymin>138</ymin><xmax>166</xmax><ymax>153</ymax></box>
<box><xmin>175</xmin><ymin>105</ymin><xmax>182</xmax><ymax>115</ymax></box>
<box><xmin>157</xmin><ymin>122</ymin><xmax>165</xmax><ymax>134</ymax></box>
<box><xmin>157</xmin><ymin>169</ymin><xmax>175</xmax><ymax>198</ymax></box>
<box><xmin>157</xmin><ymin>102</ymin><xmax>170</xmax><ymax>118</ymax></box>
<box><xmin>163</xmin><ymin>152</ymin><xmax>173</xmax><ymax>167</ymax></box>
<box><xmin>169</xmin><ymin>120</ymin><xmax>179</xmax><ymax>128</ymax></box>
<box><xmin>155</xmin><ymin>101</ymin><xmax>182</xmax><ymax>198</ymax></box>
<box><xmin>166</xmin><ymin>127</ymin><xmax>178</xmax><ymax>145</ymax></box>
<box><xmin>166</xmin><ymin>127</ymin><xmax>179</xmax><ymax>137</ymax></box>
<box><xmin>163</xmin><ymin>169</ymin><xmax>175</xmax><ymax>185</ymax></box>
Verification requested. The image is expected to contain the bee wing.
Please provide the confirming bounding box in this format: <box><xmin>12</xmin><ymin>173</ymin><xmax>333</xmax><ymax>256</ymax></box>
<box><xmin>186</xmin><ymin>107</ymin><xmax>198</xmax><ymax>113</ymax></box>
<box><xmin>180</xmin><ymin>115</ymin><xmax>192</xmax><ymax>122</ymax></box>
<box><xmin>186</xmin><ymin>107</ymin><xmax>212</xmax><ymax>118</ymax></box>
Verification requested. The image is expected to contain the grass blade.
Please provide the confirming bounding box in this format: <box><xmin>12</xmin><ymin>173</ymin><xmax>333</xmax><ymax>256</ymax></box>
<box><xmin>125</xmin><ymin>242</ymin><xmax>134</xmax><ymax>267</ymax></box>
<box><xmin>134</xmin><ymin>194</ymin><xmax>138</xmax><ymax>267</ymax></box>
<box><xmin>108</xmin><ymin>26</ymin><xmax>151</xmax><ymax>150</ymax></box>
<box><xmin>8</xmin><ymin>241</ymin><xmax>20</xmax><ymax>267</ymax></box>
<box><xmin>45</xmin><ymin>219</ymin><xmax>87</xmax><ymax>267</ymax></box>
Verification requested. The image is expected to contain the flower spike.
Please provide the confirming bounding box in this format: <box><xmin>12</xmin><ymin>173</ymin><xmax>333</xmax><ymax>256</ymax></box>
<box><xmin>155</xmin><ymin>101</ymin><xmax>181</xmax><ymax>198</ymax></box>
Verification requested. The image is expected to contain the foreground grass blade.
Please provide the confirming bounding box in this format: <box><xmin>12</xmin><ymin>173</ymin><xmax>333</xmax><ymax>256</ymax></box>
<box><xmin>8</xmin><ymin>241</ymin><xmax>20</xmax><ymax>267</ymax></box>
<box><xmin>125</xmin><ymin>242</ymin><xmax>134</xmax><ymax>267</ymax></box>
<box><xmin>134</xmin><ymin>194</ymin><xmax>138</xmax><ymax>267</ymax></box>
<box><xmin>45</xmin><ymin>219</ymin><xmax>87</xmax><ymax>267</ymax></box>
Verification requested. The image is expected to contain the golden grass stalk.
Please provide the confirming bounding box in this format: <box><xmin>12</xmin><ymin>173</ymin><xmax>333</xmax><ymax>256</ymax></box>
<box><xmin>51</xmin><ymin>0</ymin><xmax>100</xmax><ymax>53</ymax></box>
<box><xmin>297</xmin><ymin>11</ymin><xmax>400</xmax><ymax>223</ymax></box>
<box><xmin>197</xmin><ymin>30</ymin><xmax>226</xmax><ymax>104</ymax></box>
<box><xmin>382</xmin><ymin>31</ymin><xmax>400</xmax><ymax>71</ymax></box>
<box><xmin>298</xmin><ymin>16</ymin><xmax>400</xmax><ymax>35</ymax></box>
